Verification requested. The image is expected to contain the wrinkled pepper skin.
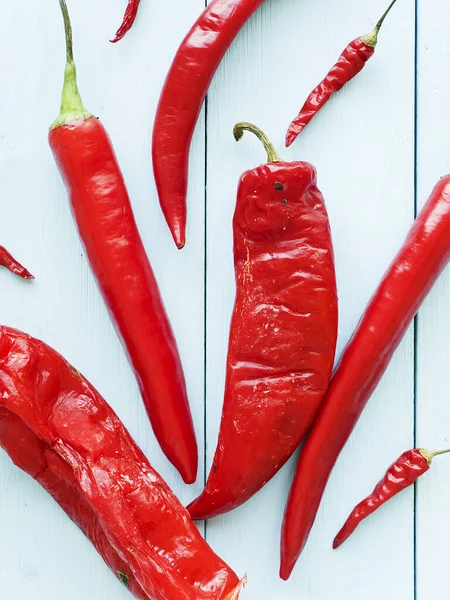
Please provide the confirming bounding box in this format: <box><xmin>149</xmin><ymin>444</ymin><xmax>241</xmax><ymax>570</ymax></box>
<box><xmin>281</xmin><ymin>176</ymin><xmax>450</xmax><ymax>580</ymax></box>
<box><xmin>49</xmin><ymin>118</ymin><xmax>198</xmax><ymax>484</ymax></box>
<box><xmin>333</xmin><ymin>449</ymin><xmax>429</xmax><ymax>549</ymax></box>
<box><xmin>286</xmin><ymin>38</ymin><xmax>375</xmax><ymax>147</ymax></box>
<box><xmin>152</xmin><ymin>0</ymin><xmax>266</xmax><ymax>249</ymax></box>
<box><xmin>0</xmin><ymin>246</ymin><xmax>33</xmax><ymax>279</ymax></box>
<box><xmin>188</xmin><ymin>160</ymin><xmax>338</xmax><ymax>520</ymax></box>
<box><xmin>0</xmin><ymin>325</ymin><xmax>243</xmax><ymax>600</ymax></box>
<box><xmin>111</xmin><ymin>0</ymin><xmax>141</xmax><ymax>43</ymax></box>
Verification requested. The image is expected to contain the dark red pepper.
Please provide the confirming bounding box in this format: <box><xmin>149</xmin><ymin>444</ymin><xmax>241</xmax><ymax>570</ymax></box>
<box><xmin>0</xmin><ymin>246</ymin><xmax>33</xmax><ymax>279</ymax></box>
<box><xmin>111</xmin><ymin>0</ymin><xmax>141</xmax><ymax>43</ymax></box>
<box><xmin>0</xmin><ymin>324</ymin><xmax>245</xmax><ymax>600</ymax></box>
<box><xmin>153</xmin><ymin>0</ymin><xmax>267</xmax><ymax>249</ymax></box>
<box><xmin>49</xmin><ymin>0</ymin><xmax>198</xmax><ymax>483</ymax></box>
<box><xmin>280</xmin><ymin>174</ymin><xmax>450</xmax><ymax>580</ymax></box>
<box><xmin>333</xmin><ymin>448</ymin><xmax>450</xmax><ymax>549</ymax></box>
<box><xmin>285</xmin><ymin>0</ymin><xmax>398</xmax><ymax>147</ymax></box>
<box><xmin>188</xmin><ymin>123</ymin><xmax>338</xmax><ymax>520</ymax></box>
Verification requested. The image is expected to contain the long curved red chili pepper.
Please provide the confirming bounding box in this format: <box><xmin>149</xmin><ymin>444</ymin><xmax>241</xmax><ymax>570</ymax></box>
<box><xmin>333</xmin><ymin>448</ymin><xmax>450</xmax><ymax>549</ymax></box>
<box><xmin>280</xmin><ymin>174</ymin><xmax>450</xmax><ymax>580</ymax></box>
<box><xmin>188</xmin><ymin>123</ymin><xmax>338</xmax><ymax>520</ymax></box>
<box><xmin>0</xmin><ymin>325</ymin><xmax>245</xmax><ymax>600</ymax></box>
<box><xmin>111</xmin><ymin>0</ymin><xmax>141</xmax><ymax>43</ymax></box>
<box><xmin>0</xmin><ymin>246</ymin><xmax>33</xmax><ymax>279</ymax></box>
<box><xmin>285</xmin><ymin>0</ymin><xmax>398</xmax><ymax>147</ymax></box>
<box><xmin>49</xmin><ymin>0</ymin><xmax>198</xmax><ymax>484</ymax></box>
<box><xmin>152</xmin><ymin>0</ymin><xmax>267</xmax><ymax>249</ymax></box>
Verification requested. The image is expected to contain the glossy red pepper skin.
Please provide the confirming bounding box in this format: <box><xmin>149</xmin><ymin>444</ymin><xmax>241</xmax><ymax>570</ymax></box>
<box><xmin>280</xmin><ymin>175</ymin><xmax>450</xmax><ymax>580</ymax></box>
<box><xmin>111</xmin><ymin>0</ymin><xmax>141</xmax><ymax>43</ymax></box>
<box><xmin>0</xmin><ymin>325</ymin><xmax>243</xmax><ymax>600</ymax></box>
<box><xmin>49</xmin><ymin>117</ymin><xmax>198</xmax><ymax>483</ymax></box>
<box><xmin>333</xmin><ymin>449</ymin><xmax>429</xmax><ymax>549</ymax></box>
<box><xmin>285</xmin><ymin>38</ymin><xmax>375</xmax><ymax>147</ymax></box>
<box><xmin>152</xmin><ymin>0</ymin><xmax>266</xmax><ymax>249</ymax></box>
<box><xmin>0</xmin><ymin>246</ymin><xmax>34</xmax><ymax>279</ymax></box>
<box><xmin>188</xmin><ymin>149</ymin><xmax>338</xmax><ymax>520</ymax></box>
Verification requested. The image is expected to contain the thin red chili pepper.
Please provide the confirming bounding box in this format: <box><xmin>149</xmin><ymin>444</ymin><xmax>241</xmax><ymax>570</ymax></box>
<box><xmin>111</xmin><ymin>0</ymin><xmax>141</xmax><ymax>43</ymax></box>
<box><xmin>49</xmin><ymin>0</ymin><xmax>198</xmax><ymax>484</ymax></box>
<box><xmin>188</xmin><ymin>123</ymin><xmax>338</xmax><ymax>520</ymax></box>
<box><xmin>280</xmin><ymin>173</ymin><xmax>450</xmax><ymax>580</ymax></box>
<box><xmin>285</xmin><ymin>0</ymin><xmax>398</xmax><ymax>147</ymax></box>
<box><xmin>153</xmin><ymin>0</ymin><xmax>267</xmax><ymax>249</ymax></box>
<box><xmin>0</xmin><ymin>246</ymin><xmax>33</xmax><ymax>279</ymax></box>
<box><xmin>0</xmin><ymin>325</ymin><xmax>245</xmax><ymax>600</ymax></box>
<box><xmin>333</xmin><ymin>448</ymin><xmax>450</xmax><ymax>549</ymax></box>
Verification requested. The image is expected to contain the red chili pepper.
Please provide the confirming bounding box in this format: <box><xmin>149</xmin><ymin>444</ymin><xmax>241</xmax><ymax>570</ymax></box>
<box><xmin>188</xmin><ymin>123</ymin><xmax>338</xmax><ymax>520</ymax></box>
<box><xmin>49</xmin><ymin>0</ymin><xmax>198</xmax><ymax>483</ymax></box>
<box><xmin>280</xmin><ymin>174</ymin><xmax>450</xmax><ymax>580</ymax></box>
<box><xmin>0</xmin><ymin>246</ymin><xmax>34</xmax><ymax>279</ymax></box>
<box><xmin>152</xmin><ymin>0</ymin><xmax>266</xmax><ymax>249</ymax></box>
<box><xmin>111</xmin><ymin>0</ymin><xmax>141</xmax><ymax>43</ymax></box>
<box><xmin>0</xmin><ymin>325</ymin><xmax>245</xmax><ymax>600</ymax></box>
<box><xmin>333</xmin><ymin>448</ymin><xmax>450</xmax><ymax>549</ymax></box>
<box><xmin>285</xmin><ymin>0</ymin><xmax>398</xmax><ymax>147</ymax></box>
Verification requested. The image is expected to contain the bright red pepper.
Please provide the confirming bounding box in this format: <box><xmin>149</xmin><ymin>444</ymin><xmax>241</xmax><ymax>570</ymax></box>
<box><xmin>152</xmin><ymin>0</ymin><xmax>267</xmax><ymax>249</ymax></box>
<box><xmin>49</xmin><ymin>0</ymin><xmax>197</xmax><ymax>483</ymax></box>
<box><xmin>111</xmin><ymin>0</ymin><xmax>141</xmax><ymax>43</ymax></box>
<box><xmin>280</xmin><ymin>174</ymin><xmax>450</xmax><ymax>580</ymax></box>
<box><xmin>333</xmin><ymin>448</ymin><xmax>450</xmax><ymax>549</ymax></box>
<box><xmin>285</xmin><ymin>0</ymin><xmax>398</xmax><ymax>147</ymax></box>
<box><xmin>0</xmin><ymin>246</ymin><xmax>33</xmax><ymax>279</ymax></box>
<box><xmin>188</xmin><ymin>123</ymin><xmax>338</xmax><ymax>520</ymax></box>
<box><xmin>0</xmin><ymin>324</ymin><xmax>244</xmax><ymax>600</ymax></box>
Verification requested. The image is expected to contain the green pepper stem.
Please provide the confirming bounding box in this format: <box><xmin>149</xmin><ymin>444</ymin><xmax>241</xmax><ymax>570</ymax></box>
<box><xmin>50</xmin><ymin>0</ymin><xmax>92</xmax><ymax>129</ymax></box>
<box><xmin>233</xmin><ymin>122</ymin><xmax>282</xmax><ymax>164</ymax></box>
<box><xmin>420</xmin><ymin>447</ymin><xmax>450</xmax><ymax>466</ymax></box>
<box><xmin>362</xmin><ymin>0</ymin><xmax>399</xmax><ymax>48</ymax></box>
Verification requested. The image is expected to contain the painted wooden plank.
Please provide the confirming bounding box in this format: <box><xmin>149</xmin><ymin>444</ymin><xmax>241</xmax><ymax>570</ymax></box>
<box><xmin>415</xmin><ymin>2</ymin><xmax>450</xmax><ymax>600</ymax></box>
<box><xmin>204</xmin><ymin>0</ymin><xmax>416</xmax><ymax>598</ymax></box>
<box><xmin>0</xmin><ymin>0</ymin><xmax>205</xmax><ymax>597</ymax></box>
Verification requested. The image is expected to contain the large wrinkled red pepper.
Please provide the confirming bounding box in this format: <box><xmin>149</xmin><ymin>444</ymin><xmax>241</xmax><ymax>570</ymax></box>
<box><xmin>0</xmin><ymin>322</ymin><xmax>244</xmax><ymax>600</ymax></box>
<box><xmin>286</xmin><ymin>0</ymin><xmax>398</xmax><ymax>147</ymax></box>
<box><xmin>188</xmin><ymin>123</ymin><xmax>338</xmax><ymax>520</ymax></box>
<box><xmin>49</xmin><ymin>0</ymin><xmax>198</xmax><ymax>483</ymax></box>
<box><xmin>281</xmin><ymin>174</ymin><xmax>450</xmax><ymax>580</ymax></box>
<box><xmin>152</xmin><ymin>0</ymin><xmax>267</xmax><ymax>249</ymax></box>
<box><xmin>333</xmin><ymin>447</ymin><xmax>450</xmax><ymax>549</ymax></box>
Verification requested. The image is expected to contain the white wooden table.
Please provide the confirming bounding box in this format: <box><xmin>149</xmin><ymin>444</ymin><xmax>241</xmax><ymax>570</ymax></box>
<box><xmin>0</xmin><ymin>0</ymin><xmax>448</xmax><ymax>598</ymax></box>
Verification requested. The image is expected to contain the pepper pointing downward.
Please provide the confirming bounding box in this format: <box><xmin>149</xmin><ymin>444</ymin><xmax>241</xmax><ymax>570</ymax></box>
<box><xmin>333</xmin><ymin>447</ymin><xmax>450</xmax><ymax>550</ymax></box>
<box><xmin>188</xmin><ymin>123</ymin><xmax>338</xmax><ymax>521</ymax></box>
<box><xmin>285</xmin><ymin>0</ymin><xmax>399</xmax><ymax>147</ymax></box>
<box><xmin>49</xmin><ymin>0</ymin><xmax>198</xmax><ymax>483</ymax></box>
<box><xmin>0</xmin><ymin>246</ymin><xmax>33</xmax><ymax>280</ymax></box>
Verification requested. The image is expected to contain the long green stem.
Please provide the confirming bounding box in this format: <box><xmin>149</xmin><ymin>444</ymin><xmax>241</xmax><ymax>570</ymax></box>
<box><xmin>50</xmin><ymin>0</ymin><xmax>92</xmax><ymax>129</ymax></box>
<box><xmin>362</xmin><ymin>0</ymin><xmax>399</xmax><ymax>48</ymax></box>
<box><xmin>233</xmin><ymin>123</ymin><xmax>282</xmax><ymax>163</ymax></box>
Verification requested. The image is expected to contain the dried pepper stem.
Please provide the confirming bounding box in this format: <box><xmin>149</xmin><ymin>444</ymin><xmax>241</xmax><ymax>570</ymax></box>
<box><xmin>420</xmin><ymin>447</ymin><xmax>450</xmax><ymax>465</ymax></box>
<box><xmin>363</xmin><ymin>0</ymin><xmax>399</xmax><ymax>47</ymax></box>
<box><xmin>233</xmin><ymin>122</ymin><xmax>282</xmax><ymax>163</ymax></box>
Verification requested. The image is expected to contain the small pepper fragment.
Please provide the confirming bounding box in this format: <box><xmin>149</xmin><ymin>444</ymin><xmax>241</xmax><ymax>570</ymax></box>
<box><xmin>111</xmin><ymin>0</ymin><xmax>141</xmax><ymax>43</ymax></box>
<box><xmin>0</xmin><ymin>246</ymin><xmax>34</xmax><ymax>279</ymax></box>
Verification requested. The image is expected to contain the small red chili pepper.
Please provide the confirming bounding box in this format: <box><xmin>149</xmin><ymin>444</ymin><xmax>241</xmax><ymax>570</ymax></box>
<box><xmin>333</xmin><ymin>447</ymin><xmax>450</xmax><ymax>549</ymax></box>
<box><xmin>0</xmin><ymin>246</ymin><xmax>33</xmax><ymax>279</ymax></box>
<box><xmin>280</xmin><ymin>174</ymin><xmax>450</xmax><ymax>580</ymax></box>
<box><xmin>285</xmin><ymin>0</ymin><xmax>398</xmax><ymax>147</ymax></box>
<box><xmin>153</xmin><ymin>0</ymin><xmax>267</xmax><ymax>249</ymax></box>
<box><xmin>187</xmin><ymin>123</ymin><xmax>338</xmax><ymax>520</ymax></box>
<box><xmin>49</xmin><ymin>0</ymin><xmax>198</xmax><ymax>483</ymax></box>
<box><xmin>111</xmin><ymin>0</ymin><xmax>141</xmax><ymax>43</ymax></box>
<box><xmin>0</xmin><ymin>325</ymin><xmax>245</xmax><ymax>600</ymax></box>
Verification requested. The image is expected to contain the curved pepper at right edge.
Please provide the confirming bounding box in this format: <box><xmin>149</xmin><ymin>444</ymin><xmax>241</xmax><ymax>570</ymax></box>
<box><xmin>188</xmin><ymin>123</ymin><xmax>338</xmax><ymax>521</ymax></box>
<box><xmin>280</xmin><ymin>174</ymin><xmax>450</xmax><ymax>581</ymax></box>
